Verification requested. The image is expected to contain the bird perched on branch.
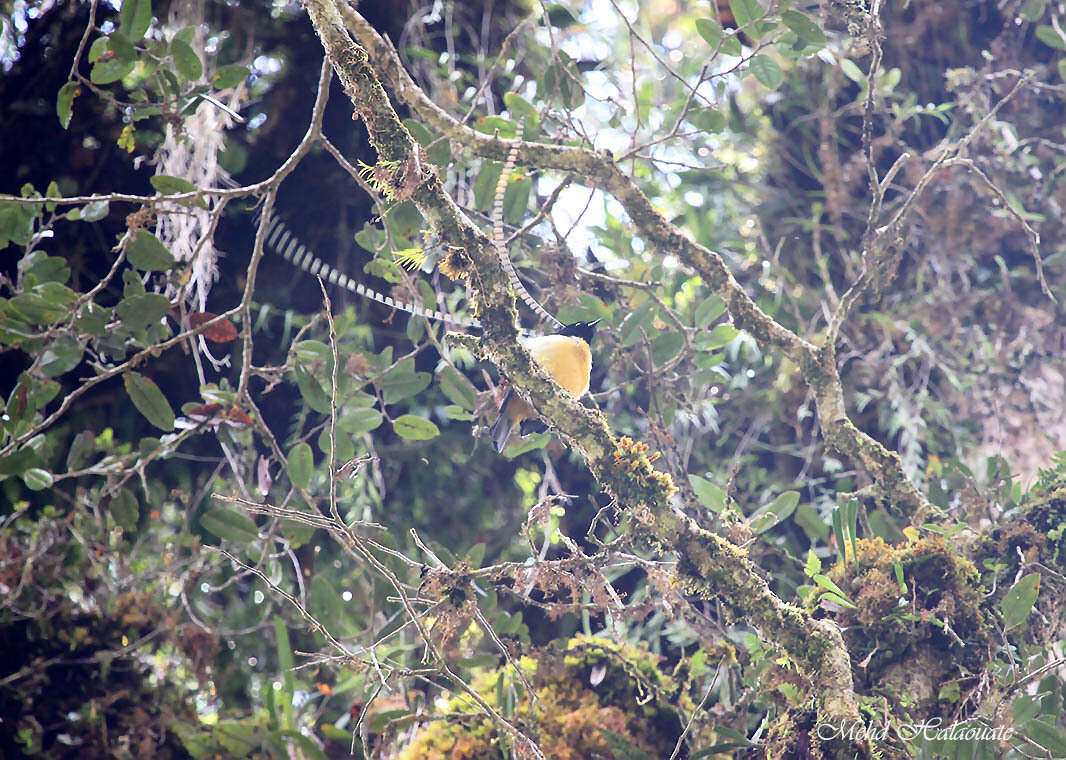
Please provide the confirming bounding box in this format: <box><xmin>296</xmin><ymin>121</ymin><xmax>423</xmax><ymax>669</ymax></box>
<box><xmin>489</xmin><ymin>319</ymin><xmax>601</xmax><ymax>453</ymax></box>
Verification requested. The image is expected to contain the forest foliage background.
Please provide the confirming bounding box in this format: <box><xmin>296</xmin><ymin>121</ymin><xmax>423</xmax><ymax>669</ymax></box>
<box><xmin>1</xmin><ymin>0</ymin><xmax>1066</xmax><ymax>758</ymax></box>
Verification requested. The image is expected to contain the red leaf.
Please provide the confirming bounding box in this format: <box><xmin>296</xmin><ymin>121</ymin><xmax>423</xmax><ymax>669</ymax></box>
<box><xmin>187</xmin><ymin>403</ymin><xmax>223</xmax><ymax>423</ymax></box>
<box><xmin>189</xmin><ymin>311</ymin><xmax>238</xmax><ymax>343</ymax></box>
<box><xmin>222</xmin><ymin>407</ymin><xmax>253</xmax><ymax>427</ymax></box>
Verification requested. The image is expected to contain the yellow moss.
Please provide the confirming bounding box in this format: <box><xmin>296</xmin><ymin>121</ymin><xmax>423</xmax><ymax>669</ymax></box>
<box><xmin>395</xmin><ymin>635</ymin><xmax>685</xmax><ymax>759</ymax></box>
<box><xmin>816</xmin><ymin>536</ymin><xmax>992</xmax><ymax>710</ymax></box>
<box><xmin>611</xmin><ymin>436</ymin><xmax>678</xmax><ymax>504</ymax></box>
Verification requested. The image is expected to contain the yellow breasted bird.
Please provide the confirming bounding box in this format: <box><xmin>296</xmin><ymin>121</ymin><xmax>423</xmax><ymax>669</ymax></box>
<box><xmin>489</xmin><ymin>320</ymin><xmax>601</xmax><ymax>453</ymax></box>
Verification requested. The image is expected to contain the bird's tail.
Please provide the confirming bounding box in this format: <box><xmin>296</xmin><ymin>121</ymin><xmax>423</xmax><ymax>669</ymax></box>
<box><xmin>489</xmin><ymin>389</ymin><xmax>516</xmax><ymax>453</ymax></box>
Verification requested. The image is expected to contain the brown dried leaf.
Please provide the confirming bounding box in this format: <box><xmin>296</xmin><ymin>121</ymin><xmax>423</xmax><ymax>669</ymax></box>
<box><xmin>189</xmin><ymin>311</ymin><xmax>238</xmax><ymax>343</ymax></box>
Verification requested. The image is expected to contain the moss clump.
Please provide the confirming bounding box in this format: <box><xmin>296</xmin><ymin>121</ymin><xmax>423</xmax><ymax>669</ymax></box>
<box><xmin>1020</xmin><ymin>486</ymin><xmax>1066</xmax><ymax>569</ymax></box>
<box><xmin>810</xmin><ymin>537</ymin><xmax>992</xmax><ymax>714</ymax></box>
<box><xmin>608</xmin><ymin>436</ymin><xmax>677</xmax><ymax>508</ymax></box>
<box><xmin>396</xmin><ymin>635</ymin><xmax>685</xmax><ymax>759</ymax></box>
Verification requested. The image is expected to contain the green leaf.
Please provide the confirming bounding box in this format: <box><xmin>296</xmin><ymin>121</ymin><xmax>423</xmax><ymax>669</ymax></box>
<box><xmin>368</xmin><ymin>709</ymin><xmax>411</xmax><ymax>735</ymax></box>
<box><xmin>794</xmin><ymin>503</ymin><xmax>829</xmax><ymax>541</ymax></box>
<box><xmin>503</xmin><ymin>91</ymin><xmax>537</xmax><ymax>120</ymax></box>
<box><xmin>274</xmin><ymin>615</ymin><xmax>294</xmax><ymax>673</ymax></box>
<box><xmin>555</xmin><ymin>54</ymin><xmax>585</xmax><ymax>109</ymax></box>
<box><xmin>127</xmin><ymin>230</ymin><xmax>176</xmax><ymax>270</ymax></box>
<box><xmin>728</xmin><ymin>0</ymin><xmax>769</xmax><ymax>38</ymax></box>
<box><xmin>444</xmin><ymin>405</ymin><xmax>475</xmax><ymax>421</ymax></box>
<box><xmin>1021</xmin><ymin>0</ymin><xmax>1047</xmax><ymax>21</ymax></box>
<box><xmin>503</xmin><ymin>176</ymin><xmax>532</xmax><ymax>225</ymax></box>
<box><xmin>832</xmin><ymin>506</ymin><xmax>846</xmax><ymax>563</ymax></box>
<box><xmin>76</xmin><ymin>199</ymin><xmax>110</xmax><ymax>222</ymax></box>
<box><xmin>36</xmin><ymin>281</ymin><xmax>78</xmax><ymax>310</ymax></box>
<box><xmin>22</xmin><ymin>377</ymin><xmax>61</xmax><ymax>414</ymax></box>
<box><xmin>438</xmin><ymin>367</ymin><xmax>479</xmax><ymax>410</ymax></box>
<box><xmin>212</xmin><ymin>721</ymin><xmax>259</xmax><ymax>757</ymax></box>
<box><xmin>22</xmin><ymin>468</ymin><xmax>53</xmax><ymax>491</ymax></box>
<box><xmin>472</xmin><ymin>161</ymin><xmax>503</xmax><ymax>211</ymax></box>
<box><xmin>502</xmin><ymin>431</ymin><xmax>551</xmax><ymax>457</ymax></box>
<box><xmin>503</xmin><ymin>92</ymin><xmax>540</xmax><ymax>132</ymax></box>
<box><xmin>689</xmin><ymin>474</ymin><xmax>725</xmax><ymax>513</ymax></box>
<box><xmin>21</xmin><ymin>252</ymin><xmax>70</xmax><ymax>285</ymax></box>
<box><xmin>0</xmin><ymin>200</ymin><xmax>37</xmax><ymax>247</ymax></box>
<box><xmin>7</xmin><ymin>292</ymin><xmax>67</xmax><ymax>324</ymax></box>
<box><xmin>812</xmin><ymin>573</ymin><xmax>856</xmax><ymax>607</ymax></box>
<box><xmin>729</xmin><ymin>0</ymin><xmax>762</xmax><ymax>27</ymax></box>
<box><xmin>39</xmin><ymin>334</ymin><xmax>84</xmax><ymax>377</ymax></box>
<box><xmin>702</xmin><ymin>323</ymin><xmax>740</xmax><ymax>350</ymax></box>
<box><xmin>119</xmin><ymin>0</ymin><xmax>152</xmax><ymax>40</ymax></box>
<box><xmin>780</xmin><ymin>10</ymin><xmax>826</xmax><ymax>45</ymax></box>
<box><xmin>115</xmin><ymin>292</ymin><xmax>170</xmax><ymax>329</ymax></box>
<box><xmin>1018</xmin><ymin>718</ymin><xmax>1066</xmax><ymax>759</ymax></box>
<box><xmin>617</xmin><ymin>300</ymin><xmax>656</xmax><ymax>347</ymax></box>
<box><xmin>110</xmin><ymin>488</ymin><xmax>140</xmax><ymax>530</ymax></box>
<box><xmin>286</xmin><ymin>442</ymin><xmax>313</xmax><ymax>490</ymax></box>
<box><xmin>1035</xmin><ymin>25</ymin><xmax>1066</xmax><ymax>49</ymax></box>
<box><xmin>124</xmin><ymin>371</ymin><xmax>175</xmax><ymax>430</ymax></box>
<box><xmin>317</xmin><ymin>427</ymin><xmax>355</xmax><ymax>462</ymax></box>
<box><xmin>393</xmin><ymin>414</ymin><xmax>440</xmax><ymax>440</ymax></box>
<box><xmin>91</xmin><ymin>57</ymin><xmax>135</xmax><ymax>85</ymax></box>
<box><xmin>695</xmin><ymin>17</ymin><xmax>723</xmax><ymax>47</ymax></box>
<box><xmin>804</xmin><ymin>548</ymin><xmax>821</xmax><ymax>576</ymax></box>
<box><xmin>150</xmin><ymin>175</ymin><xmax>198</xmax><ymax>195</ymax></box>
<box><xmin>291</xmin><ymin>339</ymin><xmax>331</xmax><ymax>364</ymax></box>
<box><xmin>213</xmin><ymin>64</ymin><xmax>249</xmax><ymax>90</ymax></box>
<box><xmin>378</xmin><ymin>368</ymin><xmax>431</xmax><ymax>404</ymax></box>
<box><xmin>748</xmin><ymin>490</ymin><xmax>799</xmax><ymax>534</ymax></box>
<box><xmin>107</xmin><ymin>31</ymin><xmax>137</xmax><ymax>63</ymax></box>
<box><xmin>819</xmin><ymin>591</ymin><xmax>858</xmax><ymax>610</ymax></box>
<box><xmin>57</xmin><ymin>82</ymin><xmax>79</xmax><ymax>129</ymax></box>
<box><xmin>171</xmin><ymin>38</ymin><xmax>203</xmax><ymax>81</ymax></box>
<box><xmin>279</xmin><ymin>732</ymin><xmax>330</xmax><ymax>760</ymax></box>
<box><xmin>0</xmin><ymin>447</ymin><xmax>44</xmax><ymax>478</ymax></box>
<box><xmin>1000</xmin><ymin>573</ymin><xmax>1040</xmax><ymax>631</ymax></box>
<box><xmin>749</xmin><ymin>55</ymin><xmax>784</xmax><ymax>89</ymax></box>
<box><xmin>75</xmin><ymin>302</ymin><xmax>112</xmax><ymax>336</ymax></box>
<box><xmin>201</xmin><ymin>507</ymin><xmax>259</xmax><ymax>544</ymax></box>
<box><xmin>839</xmin><ymin>58</ymin><xmax>867</xmax><ymax>86</ymax></box>
<box><xmin>339</xmin><ymin>407</ymin><xmax>384</xmax><ymax>435</ymax></box>
<box><xmin>696</xmin><ymin>17</ymin><xmax>743</xmax><ymax>56</ymax></box>
<box><xmin>651</xmin><ymin>330</ymin><xmax>684</xmax><ymax>364</ymax></box>
<box><xmin>474</xmin><ymin>115</ymin><xmax>516</xmax><ymax>137</ymax></box>
<box><xmin>44</xmin><ymin>182</ymin><xmax>60</xmax><ymax>213</ymax></box>
<box><xmin>293</xmin><ymin>367</ymin><xmax>331</xmax><ymax>414</ymax></box>
<box><xmin>845</xmin><ymin>498</ymin><xmax>859</xmax><ymax>560</ymax></box>
<box><xmin>66</xmin><ymin>430</ymin><xmax>96</xmax><ymax>471</ymax></box>
<box><xmin>893</xmin><ymin>561</ymin><xmax>906</xmax><ymax>592</ymax></box>
<box><xmin>88</xmin><ymin>36</ymin><xmax>108</xmax><ymax>62</ymax></box>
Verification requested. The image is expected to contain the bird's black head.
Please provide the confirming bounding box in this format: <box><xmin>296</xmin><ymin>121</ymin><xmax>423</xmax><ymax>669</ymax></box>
<box><xmin>558</xmin><ymin>319</ymin><xmax>601</xmax><ymax>343</ymax></box>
